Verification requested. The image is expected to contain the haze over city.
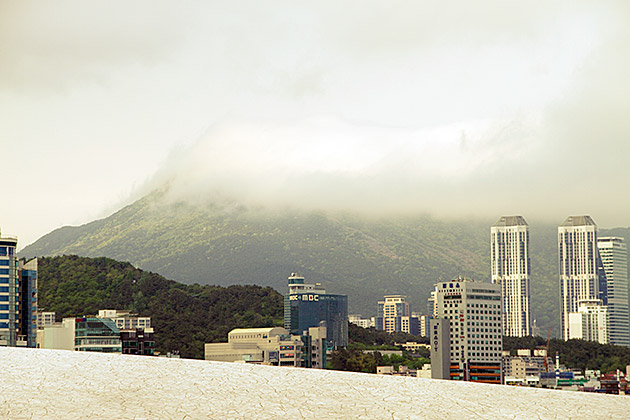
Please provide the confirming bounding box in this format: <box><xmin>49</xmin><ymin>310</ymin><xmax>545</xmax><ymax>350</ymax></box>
<box><xmin>2</xmin><ymin>1</ymin><xmax>630</xmax><ymax>246</ymax></box>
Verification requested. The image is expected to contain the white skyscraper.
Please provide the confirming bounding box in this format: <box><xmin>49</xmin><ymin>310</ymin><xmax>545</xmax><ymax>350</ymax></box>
<box><xmin>597</xmin><ymin>237</ymin><xmax>629</xmax><ymax>347</ymax></box>
<box><xmin>558</xmin><ymin>216</ymin><xmax>605</xmax><ymax>341</ymax></box>
<box><xmin>491</xmin><ymin>216</ymin><xmax>532</xmax><ymax>337</ymax></box>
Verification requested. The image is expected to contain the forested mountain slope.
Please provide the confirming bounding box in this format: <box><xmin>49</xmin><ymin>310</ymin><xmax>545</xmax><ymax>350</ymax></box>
<box><xmin>23</xmin><ymin>189</ymin><xmax>630</xmax><ymax>337</ymax></box>
<box><xmin>37</xmin><ymin>255</ymin><xmax>283</xmax><ymax>359</ymax></box>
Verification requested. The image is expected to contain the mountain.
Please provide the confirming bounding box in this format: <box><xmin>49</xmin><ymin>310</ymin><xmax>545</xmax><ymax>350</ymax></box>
<box><xmin>36</xmin><ymin>255</ymin><xmax>283</xmax><ymax>359</ymax></box>
<box><xmin>21</xmin><ymin>189</ymin><xmax>630</xmax><ymax>337</ymax></box>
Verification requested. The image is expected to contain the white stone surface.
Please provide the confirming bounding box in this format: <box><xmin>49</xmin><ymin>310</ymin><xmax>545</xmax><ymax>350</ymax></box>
<box><xmin>0</xmin><ymin>347</ymin><xmax>629</xmax><ymax>419</ymax></box>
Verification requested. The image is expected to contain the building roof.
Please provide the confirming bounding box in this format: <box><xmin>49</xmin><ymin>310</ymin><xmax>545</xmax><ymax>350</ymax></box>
<box><xmin>492</xmin><ymin>216</ymin><xmax>528</xmax><ymax>227</ymax></box>
<box><xmin>229</xmin><ymin>327</ymin><xmax>288</xmax><ymax>336</ymax></box>
<box><xmin>1</xmin><ymin>347</ymin><xmax>630</xmax><ymax>419</ymax></box>
<box><xmin>560</xmin><ymin>215</ymin><xmax>596</xmax><ymax>227</ymax></box>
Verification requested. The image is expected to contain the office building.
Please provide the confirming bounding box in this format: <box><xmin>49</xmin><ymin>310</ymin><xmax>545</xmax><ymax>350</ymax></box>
<box><xmin>568</xmin><ymin>299</ymin><xmax>609</xmax><ymax>344</ymax></box>
<box><xmin>18</xmin><ymin>259</ymin><xmax>38</xmax><ymax>347</ymax></box>
<box><xmin>37</xmin><ymin>309</ymin><xmax>154</xmax><ymax>354</ymax></box>
<box><xmin>38</xmin><ymin>317</ymin><xmax>122</xmax><ymax>353</ymax></box>
<box><xmin>430</xmin><ymin>277</ymin><xmax>502</xmax><ymax>384</ymax></box>
<box><xmin>558</xmin><ymin>216</ymin><xmax>605</xmax><ymax>340</ymax></box>
<box><xmin>0</xmin><ymin>232</ymin><xmax>18</xmax><ymax>346</ymax></box>
<box><xmin>0</xmin><ymin>230</ymin><xmax>38</xmax><ymax>348</ymax></box>
<box><xmin>205</xmin><ymin>326</ymin><xmax>326</xmax><ymax>368</ymax></box>
<box><xmin>284</xmin><ymin>273</ymin><xmax>348</xmax><ymax>348</ymax></box>
<box><xmin>121</xmin><ymin>328</ymin><xmax>155</xmax><ymax>355</ymax></box>
<box><xmin>491</xmin><ymin>216</ymin><xmax>532</xmax><ymax>337</ymax></box>
<box><xmin>597</xmin><ymin>237</ymin><xmax>629</xmax><ymax>347</ymax></box>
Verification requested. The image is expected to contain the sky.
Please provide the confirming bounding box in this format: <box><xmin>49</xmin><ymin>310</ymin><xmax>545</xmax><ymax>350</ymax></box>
<box><xmin>2</xmin><ymin>1</ymin><xmax>630</xmax><ymax>247</ymax></box>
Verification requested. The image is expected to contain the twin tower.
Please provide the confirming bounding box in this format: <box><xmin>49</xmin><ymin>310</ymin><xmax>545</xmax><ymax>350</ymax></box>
<box><xmin>491</xmin><ymin>215</ymin><xmax>629</xmax><ymax>346</ymax></box>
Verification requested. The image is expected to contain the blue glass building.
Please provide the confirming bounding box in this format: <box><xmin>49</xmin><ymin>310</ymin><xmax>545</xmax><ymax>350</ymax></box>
<box><xmin>0</xmin><ymin>231</ymin><xmax>38</xmax><ymax>347</ymax></box>
<box><xmin>0</xmin><ymin>234</ymin><xmax>19</xmax><ymax>346</ymax></box>
<box><xmin>283</xmin><ymin>274</ymin><xmax>348</xmax><ymax>349</ymax></box>
<box><xmin>19</xmin><ymin>259</ymin><xmax>38</xmax><ymax>347</ymax></box>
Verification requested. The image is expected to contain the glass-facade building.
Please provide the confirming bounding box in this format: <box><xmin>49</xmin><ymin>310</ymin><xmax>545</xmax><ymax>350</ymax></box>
<box><xmin>0</xmin><ymin>235</ymin><xmax>19</xmax><ymax>346</ymax></box>
<box><xmin>74</xmin><ymin>317</ymin><xmax>122</xmax><ymax>353</ymax></box>
<box><xmin>283</xmin><ymin>274</ymin><xmax>348</xmax><ymax>349</ymax></box>
<box><xmin>19</xmin><ymin>259</ymin><xmax>38</xmax><ymax>347</ymax></box>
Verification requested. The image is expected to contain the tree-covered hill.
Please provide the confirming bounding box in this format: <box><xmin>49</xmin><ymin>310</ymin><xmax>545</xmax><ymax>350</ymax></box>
<box><xmin>22</xmin><ymin>188</ymin><xmax>630</xmax><ymax>338</ymax></box>
<box><xmin>37</xmin><ymin>255</ymin><xmax>283</xmax><ymax>359</ymax></box>
<box><xmin>503</xmin><ymin>336</ymin><xmax>630</xmax><ymax>374</ymax></box>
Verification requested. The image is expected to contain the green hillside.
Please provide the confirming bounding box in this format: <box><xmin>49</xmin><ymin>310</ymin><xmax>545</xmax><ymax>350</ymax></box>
<box><xmin>22</xmin><ymin>189</ymin><xmax>630</xmax><ymax>338</ymax></box>
<box><xmin>36</xmin><ymin>255</ymin><xmax>283</xmax><ymax>359</ymax></box>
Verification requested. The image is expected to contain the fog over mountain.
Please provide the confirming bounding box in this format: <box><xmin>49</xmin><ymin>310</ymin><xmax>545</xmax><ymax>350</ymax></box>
<box><xmin>2</xmin><ymin>1</ymin><xmax>630</xmax><ymax>246</ymax></box>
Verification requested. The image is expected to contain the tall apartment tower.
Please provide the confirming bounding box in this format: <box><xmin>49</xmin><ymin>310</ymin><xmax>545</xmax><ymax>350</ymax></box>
<box><xmin>376</xmin><ymin>295</ymin><xmax>416</xmax><ymax>334</ymax></box>
<box><xmin>597</xmin><ymin>237</ymin><xmax>629</xmax><ymax>347</ymax></box>
<box><xmin>558</xmin><ymin>216</ymin><xmax>605</xmax><ymax>341</ymax></box>
<box><xmin>431</xmin><ymin>277</ymin><xmax>502</xmax><ymax>383</ymax></box>
<box><xmin>490</xmin><ymin>216</ymin><xmax>532</xmax><ymax>337</ymax></box>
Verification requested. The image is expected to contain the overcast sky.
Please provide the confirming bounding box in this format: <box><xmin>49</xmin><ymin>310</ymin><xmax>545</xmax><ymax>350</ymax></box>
<box><xmin>2</xmin><ymin>1</ymin><xmax>630</xmax><ymax>247</ymax></box>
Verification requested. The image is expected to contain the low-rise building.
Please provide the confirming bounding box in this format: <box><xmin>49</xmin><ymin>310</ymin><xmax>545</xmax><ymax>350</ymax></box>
<box><xmin>37</xmin><ymin>309</ymin><xmax>154</xmax><ymax>355</ymax></box>
<box><xmin>121</xmin><ymin>328</ymin><xmax>155</xmax><ymax>355</ymax></box>
<box><xmin>98</xmin><ymin>309</ymin><xmax>151</xmax><ymax>330</ymax></box>
<box><xmin>205</xmin><ymin>326</ymin><xmax>326</xmax><ymax>368</ymax></box>
<box><xmin>37</xmin><ymin>312</ymin><xmax>56</xmax><ymax>328</ymax></box>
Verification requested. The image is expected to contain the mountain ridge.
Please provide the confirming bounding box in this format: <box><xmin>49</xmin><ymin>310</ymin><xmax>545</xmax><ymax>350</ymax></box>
<box><xmin>21</xmin><ymin>189</ymin><xmax>630</xmax><ymax>338</ymax></box>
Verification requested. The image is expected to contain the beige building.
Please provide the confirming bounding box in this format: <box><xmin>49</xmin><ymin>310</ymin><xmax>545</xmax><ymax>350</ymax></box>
<box><xmin>568</xmin><ymin>299</ymin><xmax>609</xmax><ymax>344</ymax></box>
<box><xmin>98</xmin><ymin>309</ymin><xmax>151</xmax><ymax>330</ymax></box>
<box><xmin>205</xmin><ymin>326</ymin><xmax>326</xmax><ymax>368</ymax></box>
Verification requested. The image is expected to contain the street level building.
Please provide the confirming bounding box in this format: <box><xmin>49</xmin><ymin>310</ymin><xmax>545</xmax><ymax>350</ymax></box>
<box><xmin>558</xmin><ymin>216</ymin><xmax>606</xmax><ymax>340</ymax></box>
<box><xmin>431</xmin><ymin>277</ymin><xmax>502</xmax><ymax>384</ymax></box>
<box><xmin>38</xmin><ymin>317</ymin><xmax>122</xmax><ymax>353</ymax></box>
<box><xmin>491</xmin><ymin>216</ymin><xmax>532</xmax><ymax>337</ymax></box>
<box><xmin>284</xmin><ymin>273</ymin><xmax>348</xmax><ymax>348</ymax></box>
<box><xmin>597</xmin><ymin>237</ymin><xmax>629</xmax><ymax>347</ymax></box>
<box><xmin>121</xmin><ymin>328</ymin><xmax>155</xmax><ymax>355</ymax></box>
<box><xmin>204</xmin><ymin>326</ymin><xmax>326</xmax><ymax>368</ymax></box>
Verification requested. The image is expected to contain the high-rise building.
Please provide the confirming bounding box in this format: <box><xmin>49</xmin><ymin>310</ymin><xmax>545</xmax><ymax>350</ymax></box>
<box><xmin>284</xmin><ymin>273</ymin><xmax>348</xmax><ymax>348</ymax></box>
<box><xmin>375</xmin><ymin>295</ymin><xmax>418</xmax><ymax>334</ymax></box>
<box><xmin>558</xmin><ymin>216</ymin><xmax>605</xmax><ymax>340</ymax></box>
<box><xmin>490</xmin><ymin>216</ymin><xmax>532</xmax><ymax>337</ymax></box>
<box><xmin>0</xmin><ymin>232</ymin><xmax>18</xmax><ymax>346</ymax></box>
<box><xmin>430</xmin><ymin>277</ymin><xmax>502</xmax><ymax>383</ymax></box>
<box><xmin>18</xmin><ymin>259</ymin><xmax>38</xmax><ymax>347</ymax></box>
<box><xmin>0</xmin><ymin>231</ymin><xmax>37</xmax><ymax>348</ymax></box>
<box><xmin>597</xmin><ymin>237</ymin><xmax>629</xmax><ymax>347</ymax></box>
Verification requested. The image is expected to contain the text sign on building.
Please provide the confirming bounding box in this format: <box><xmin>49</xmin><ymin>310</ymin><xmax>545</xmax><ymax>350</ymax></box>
<box><xmin>289</xmin><ymin>294</ymin><xmax>319</xmax><ymax>301</ymax></box>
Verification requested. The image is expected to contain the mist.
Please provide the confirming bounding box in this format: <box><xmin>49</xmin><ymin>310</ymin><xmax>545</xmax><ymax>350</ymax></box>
<box><xmin>3</xmin><ymin>1</ymin><xmax>630</xmax><ymax>247</ymax></box>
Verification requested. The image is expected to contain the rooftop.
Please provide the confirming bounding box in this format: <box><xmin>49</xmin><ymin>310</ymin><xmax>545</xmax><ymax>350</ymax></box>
<box><xmin>1</xmin><ymin>347</ymin><xmax>629</xmax><ymax>419</ymax></box>
<box><xmin>492</xmin><ymin>216</ymin><xmax>528</xmax><ymax>227</ymax></box>
<box><xmin>560</xmin><ymin>215</ymin><xmax>597</xmax><ymax>227</ymax></box>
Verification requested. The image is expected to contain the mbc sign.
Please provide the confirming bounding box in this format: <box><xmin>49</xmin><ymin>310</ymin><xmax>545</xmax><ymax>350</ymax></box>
<box><xmin>289</xmin><ymin>294</ymin><xmax>320</xmax><ymax>301</ymax></box>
